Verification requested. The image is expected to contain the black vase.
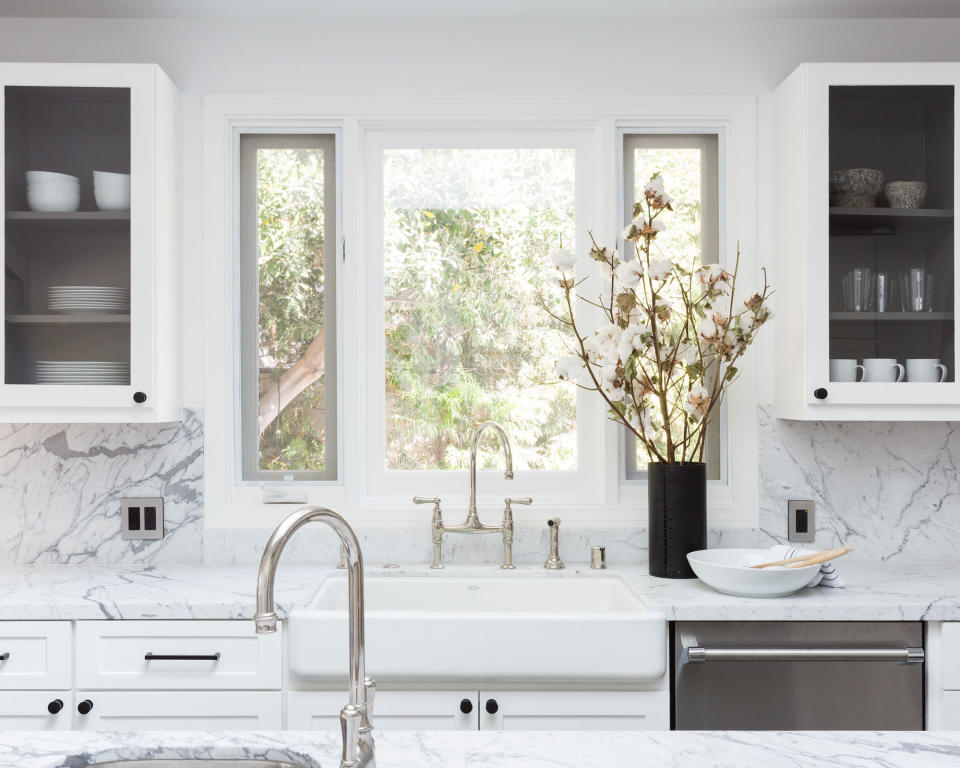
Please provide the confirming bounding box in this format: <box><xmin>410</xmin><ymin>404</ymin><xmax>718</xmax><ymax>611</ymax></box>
<box><xmin>647</xmin><ymin>462</ymin><xmax>706</xmax><ymax>578</ymax></box>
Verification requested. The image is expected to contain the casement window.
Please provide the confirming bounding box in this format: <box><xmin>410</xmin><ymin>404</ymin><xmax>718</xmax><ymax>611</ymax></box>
<box><xmin>622</xmin><ymin>133</ymin><xmax>725</xmax><ymax>482</ymax></box>
<box><xmin>237</xmin><ymin>134</ymin><xmax>339</xmax><ymax>481</ymax></box>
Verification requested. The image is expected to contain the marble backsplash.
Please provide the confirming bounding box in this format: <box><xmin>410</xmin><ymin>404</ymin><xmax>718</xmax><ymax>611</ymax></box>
<box><xmin>2</xmin><ymin>404</ymin><xmax>958</xmax><ymax>565</ymax></box>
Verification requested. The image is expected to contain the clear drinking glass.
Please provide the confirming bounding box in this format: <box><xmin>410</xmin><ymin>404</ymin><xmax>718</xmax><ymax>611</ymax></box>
<box><xmin>902</xmin><ymin>268</ymin><xmax>934</xmax><ymax>312</ymax></box>
<box><xmin>843</xmin><ymin>268</ymin><xmax>874</xmax><ymax>311</ymax></box>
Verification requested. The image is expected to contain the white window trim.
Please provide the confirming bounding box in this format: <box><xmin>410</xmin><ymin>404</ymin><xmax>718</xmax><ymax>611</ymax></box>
<box><xmin>201</xmin><ymin>94</ymin><xmax>758</xmax><ymax>531</ymax></box>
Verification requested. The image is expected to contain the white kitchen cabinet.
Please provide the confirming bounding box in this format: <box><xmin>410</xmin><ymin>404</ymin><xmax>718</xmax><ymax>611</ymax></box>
<box><xmin>75</xmin><ymin>620</ymin><xmax>282</xmax><ymax>690</ymax></box>
<box><xmin>774</xmin><ymin>62</ymin><xmax>960</xmax><ymax>420</ymax></box>
<box><xmin>287</xmin><ymin>690</ymin><xmax>480</xmax><ymax>731</ymax></box>
<box><xmin>478</xmin><ymin>690</ymin><xmax>669</xmax><ymax>731</ymax></box>
<box><xmin>72</xmin><ymin>691</ymin><xmax>282</xmax><ymax>730</ymax></box>
<box><xmin>0</xmin><ymin>690</ymin><xmax>71</xmax><ymax>730</ymax></box>
<box><xmin>0</xmin><ymin>620</ymin><xmax>72</xmax><ymax>689</ymax></box>
<box><xmin>0</xmin><ymin>62</ymin><xmax>180</xmax><ymax>422</ymax></box>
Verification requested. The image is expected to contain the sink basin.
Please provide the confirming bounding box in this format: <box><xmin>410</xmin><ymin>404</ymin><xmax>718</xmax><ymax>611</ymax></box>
<box><xmin>288</xmin><ymin>574</ymin><xmax>667</xmax><ymax>683</ymax></box>
<box><xmin>88</xmin><ymin>763</ymin><xmax>304</xmax><ymax>768</ymax></box>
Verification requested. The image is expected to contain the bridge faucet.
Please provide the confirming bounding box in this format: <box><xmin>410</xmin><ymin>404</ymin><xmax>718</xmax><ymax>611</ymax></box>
<box><xmin>254</xmin><ymin>506</ymin><xmax>376</xmax><ymax>768</ymax></box>
<box><xmin>468</xmin><ymin>420</ymin><xmax>513</xmax><ymax>526</ymax></box>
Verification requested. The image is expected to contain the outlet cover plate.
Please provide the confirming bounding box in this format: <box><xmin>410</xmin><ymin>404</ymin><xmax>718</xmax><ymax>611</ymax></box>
<box><xmin>121</xmin><ymin>497</ymin><xmax>164</xmax><ymax>540</ymax></box>
<box><xmin>787</xmin><ymin>499</ymin><xmax>815</xmax><ymax>543</ymax></box>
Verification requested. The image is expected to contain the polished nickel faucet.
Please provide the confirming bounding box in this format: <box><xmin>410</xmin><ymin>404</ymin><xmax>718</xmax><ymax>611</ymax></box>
<box><xmin>414</xmin><ymin>421</ymin><xmax>531</xmax><ymax>568</ymax></box>
<box><xmin>254</xmin><ymin>507</ymin><xmax>376</xmax><ymax>768</ymax></box>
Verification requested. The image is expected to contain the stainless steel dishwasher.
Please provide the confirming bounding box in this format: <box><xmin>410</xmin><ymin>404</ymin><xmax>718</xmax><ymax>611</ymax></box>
<box><xmin>674</xmin><ymin>621</ymin><xmax>924</xmax><ymax>730</ymax></box>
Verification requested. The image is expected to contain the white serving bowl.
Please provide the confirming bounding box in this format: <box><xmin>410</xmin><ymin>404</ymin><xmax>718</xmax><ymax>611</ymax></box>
<box><xmin>27</xmin><ymin>183</ymin><xmax>81</xmax><ymax>212</ymax></box>
<box><xmin>26</xmin><ymin>170</ymin><xmax>79</xmax><ymax>185</ymax></box>
<box><xmin>686</xmin><ymin>548</ymin><xmax>822</xmax><ymax>598</ymax></box>
<box><xmin>93</xmin><ymin>171</ymin><xmax>130</xmax><ymax>187</ymax></box>
<box><xmin>94</xmin><ymin>185</ymin><xmax>130</xmax><ymax>211</ymax></box>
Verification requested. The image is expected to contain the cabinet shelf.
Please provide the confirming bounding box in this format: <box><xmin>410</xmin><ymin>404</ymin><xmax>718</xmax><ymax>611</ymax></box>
<box><xmin>5</xmin><ymin>210</ymin><xmax>130</xmax><ymax>232</ymax></box>
<box><xmin>830</xmin><ymin>312</ymin><xmax>953</xmax><ymax>321</ymax></box>
<box><xmin>829</xmin><ymin>207</ymin><xmax>953</xmax><ymax>233</ymax></box>
<box><xmin>5</xmin><ymin>314</ymin><xmax>130</xmax><ymax>324</ymax></box>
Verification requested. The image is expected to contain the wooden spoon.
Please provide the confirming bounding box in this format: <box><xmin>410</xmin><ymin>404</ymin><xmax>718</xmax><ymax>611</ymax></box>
<box><xmin>750</xmin><ymin>546</ymin><xmax>853</xmax><ymax>570</ymax></box>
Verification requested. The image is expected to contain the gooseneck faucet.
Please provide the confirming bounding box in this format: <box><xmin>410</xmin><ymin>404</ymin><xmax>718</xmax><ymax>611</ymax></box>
<box><xmin>414</xmin><ymin>421</ymin><xmax>531</xmax><ymax>568</ymax></box>
<box><xmin>254</xmin><ymin>507</ymin><xmax>375</xmax><ymax>768</ymax></box>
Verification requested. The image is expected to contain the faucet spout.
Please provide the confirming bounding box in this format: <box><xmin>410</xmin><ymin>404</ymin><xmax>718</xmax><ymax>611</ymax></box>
<box><xmin>254</xmin><ymin>506</ymin><xmax>375</xmax><ymax>768</ymax></box>
<box><xmin>468</xmin><ymin>421</ymin><xmax>513</xmax><ymax>523</ymax></box>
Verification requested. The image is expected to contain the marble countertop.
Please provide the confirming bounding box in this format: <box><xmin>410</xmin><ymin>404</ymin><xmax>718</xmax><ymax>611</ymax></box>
<box><xmin>5</xmin><ymin>729</ymin><xmax>960</xmax><ymax>768</ymax></box>
<box><xmin>0</xmin><ymin>560</ymin><xmax>958</xmax><ymax>621</ymax></box>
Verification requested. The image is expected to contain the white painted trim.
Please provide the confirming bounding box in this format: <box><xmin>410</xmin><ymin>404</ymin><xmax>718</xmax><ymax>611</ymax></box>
<box><xmin>202</xmin><ymin>93</ymin><xmax>758</xmax><ymax>529</ymax></box>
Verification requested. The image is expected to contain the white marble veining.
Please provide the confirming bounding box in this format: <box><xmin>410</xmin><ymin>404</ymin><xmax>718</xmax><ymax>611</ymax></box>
<box><xmin>0</xmin><ymin>409</ymin><xmax>203</xmax><ymax>565</ymax></box>
<box><xmin>4</xmin><ymin>729</ymin><xmax>960</xmax><ymax>768</ymax></box>
<box><xmin>759</xmin><ymin>405</ymin><xmax>960</xmax><ymax>563</ymax></box>
<box><xmin>0</xmin><ymin>560</ymin><xmax>958</xmax><ymax>621</ymax></box>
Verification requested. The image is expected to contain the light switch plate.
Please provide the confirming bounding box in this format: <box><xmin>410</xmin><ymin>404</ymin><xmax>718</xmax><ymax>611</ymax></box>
<box><xmin>787</xmin><ymin>499</ymin><xmax>815</xmax><ymax>543</ymax></box>
<box><xmin>121</xmin><ymin>497</ymin><xmax>164</xmax><ymax>540</ymax></box>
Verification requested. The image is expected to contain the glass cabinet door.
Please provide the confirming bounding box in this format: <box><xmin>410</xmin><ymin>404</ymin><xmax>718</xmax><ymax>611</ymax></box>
<box><xmin>3</xmin><ymin>85</ymin><xmax>132</xmax><ymax>394</ymax></box>
<box><xmin>827</xmin><ymin>84</ymin><xmax>955</xmax><ymax>392</ymax></box>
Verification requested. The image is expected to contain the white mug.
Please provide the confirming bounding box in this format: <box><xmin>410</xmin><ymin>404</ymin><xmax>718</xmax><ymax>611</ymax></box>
<box><xmin>862</xmin><ymin>358</ymin><xmax>905</xmax><ymax>383</ymax></box>
<box><xmin>830</xmin><ymin>358</ymin><xmax>864</xmax><ymax>382</ymax></box>
<box><xmin>906</xmin><ymin>358</ymin><xmax>948</xmax><ymax>383</ymax></box>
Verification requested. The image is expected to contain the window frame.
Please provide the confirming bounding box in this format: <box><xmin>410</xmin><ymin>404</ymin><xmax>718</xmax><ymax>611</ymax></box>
<box><xmin>201</xmin><ymin>95</ymin><xmax>758</xmax><ymax>531</ymax></box>
<box><xmin>237</xmin><ymin>132</ymin><xmax>339</xmax><ymax>482</ymax></box>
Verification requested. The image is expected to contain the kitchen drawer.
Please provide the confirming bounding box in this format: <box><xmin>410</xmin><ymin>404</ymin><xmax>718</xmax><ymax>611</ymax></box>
<box><xmin>73</xmin><ymin>691</ymin><xmax>282</xmax><ymax>730</ymax></box>
<box><xmin>479</xmin><ymin>690</ymin><xmax>670</xmax><ymax>730</ymax></box>
<box><xmin>0</xmin><ymin>690</ymin><xmax>71</xmax><ymax>730</ymax></box>
<box><xmin>939</xmin><ymin>623</ymin><xmax>960</xmax><ymax>689</ymax></box>
<box><xmin>75</xmin><ymin>620</ymin><xmax>281</xmax><ymax>690</ymax></box>
<box><xmin>0</xmin><ymin>621</ymin><xmax>71</xmax><ymax>690</ymax></box>
<box><xmin>287</xmin><ymin>690</ymin><xmax>480</xmax><ymax>731</ymax></box>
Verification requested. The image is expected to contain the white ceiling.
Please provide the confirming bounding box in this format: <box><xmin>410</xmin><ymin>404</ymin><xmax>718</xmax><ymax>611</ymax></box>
<box><xmin>1</xmin><ymin>0</ymin><xmax>960</xmax><ymax>18</ymax></box>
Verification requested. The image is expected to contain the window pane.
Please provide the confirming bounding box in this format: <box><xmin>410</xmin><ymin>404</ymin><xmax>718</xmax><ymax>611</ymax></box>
<box><xmin>239</xmin><ymin>134</ymin><xmax>337</xmax><ymax>481</ymax></box>
<box><xmin>383</xmin><ymin>148</ymin><xmax>576</xmax><ymax>471</ymax></box>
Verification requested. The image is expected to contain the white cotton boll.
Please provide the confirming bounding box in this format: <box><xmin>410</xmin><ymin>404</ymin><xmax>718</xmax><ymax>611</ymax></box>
<box><xmin>699</xmin><ymin>316</ymin><xmax>718</xmax><ymax>341</ymax></box>
<box><xmin>684</xmin><ymin>384</ymin><xmax>710</xmax><ymax>419</ymax></box>
<box><xmin>617</xmin><ymin>325</ymin><xmax>646</xmax><ymax>360</ymax></box>
<box><xmin>650</xmin><ymin>217</ymin><xmax>667</xmax><ymax>232</ymax></box>
<box><xmin>644</xmin><ymin>175</ymin><xmax>666</xmax><ymax>197</ymax></box>
<box><xmin>615</xmin><ymin>260</ymin><xmax>644</xmax><ymax>290</ymax></box>
<box><xmin>550</xmin><ymin>248</ymin><xmax>578</xmax><ymax>271</ymax></box>
<box><xmin>710</xmin><ymin>308</ymin><xmax>730</xmax><ymax>326</ymax></box>
<box><xmin>675</xmin><ymin>340</ymin><xmax>698</xmax><ymax>364</ymax></box>
<box><xmin>554</xmin><ymin>355</ymin><xmax>583</xmax><ymax>382</ymax></box>
<box><xmin>648</xmin><ymin>259</ymin><xmax>673</xmax><ymax>281</ymax></box>
<box><xmin>628</xmin><ymin>405</ymin><xmax>654</xmax><ymax>436</ymax></box>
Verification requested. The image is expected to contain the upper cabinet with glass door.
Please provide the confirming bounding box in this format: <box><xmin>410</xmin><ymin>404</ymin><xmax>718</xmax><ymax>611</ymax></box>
<box><xmin>775</xmin><ymin>63</ymin><xmax>960</xmax><ymax>420</ymax></box>
<box><xmin>0</xmin><ymin>63</ymin><xmax>180</xmax><ymax>421</ymax></box>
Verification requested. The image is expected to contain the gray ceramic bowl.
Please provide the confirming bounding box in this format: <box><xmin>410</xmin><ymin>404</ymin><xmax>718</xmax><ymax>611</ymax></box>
<box><xmin>885</xmin><ymin>181</ymin><xmax>927</xmax><ymax>209</ymax></box>
<box><xmin>829</xmin><ymin>168</ymin><xmax>885</xmax><ymax>208</ymax></box>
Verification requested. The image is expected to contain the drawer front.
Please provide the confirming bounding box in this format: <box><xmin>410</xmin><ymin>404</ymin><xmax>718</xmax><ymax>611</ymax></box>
<box><xmin>480</xmin><ymin>690</ymin><xmax>670</xmax><ymax>731</ymax></box>
<box><xmin>287</xmin><ymin>690</ymin><xmax>480</xmax><ymax>731</ymax></box>
<box><xmin>941</xmin><ymin>623</ymin><xmax>960</xmax><ymax>689</ymax></box>
<box><xmin>0</xmin><ymin>690</ymin><xmax>72</xmax><ymax>730</ymax></box>
<box><xmin>73</xmin><ymin>691</ymin><xmax>282</xmax><ymax>730</ymax></box>
<box><xmin>0</xmin><ymin>621</ymin><xmax>72</xmax><ymax>690</ymax></box>
<box><xmin>75</xmin><ymin>620</ymin><xmax>281</xmax><ymax>690</ymax></box>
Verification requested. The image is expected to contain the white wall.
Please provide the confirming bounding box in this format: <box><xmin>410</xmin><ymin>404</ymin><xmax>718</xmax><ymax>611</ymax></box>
<box><xmin>2</xmin><ymin>15</ymin><xmax>960</xmax><ymax>407</ymax></box>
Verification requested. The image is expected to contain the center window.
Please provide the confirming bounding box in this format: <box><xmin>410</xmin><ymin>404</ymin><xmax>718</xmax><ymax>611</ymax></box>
<box><xmin>381</xmin><ymin>146</ymin><xmax>577</xmax><ymax>471</ymax></box>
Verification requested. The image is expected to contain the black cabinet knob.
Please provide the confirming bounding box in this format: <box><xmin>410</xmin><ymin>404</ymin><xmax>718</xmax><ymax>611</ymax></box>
<box><xmin>133</xmin><ymin>391</ymin><xmax>147</xmax><ymax>404</ymax></box>
<box><xmin>47</xmin><ymin>699</ymin><xmax>63</xmax><ymax>715</ymax></box>
<box><xmin>77</xmin><ymin>699</ymin><xmax>93</xmax><ymax>715</ymax></box>
<box><xmin>459</xmin><ymin>698</ymin><xmax>473</xmax><ymax>714</ymax></box>
<box><xmin>814</xmin><ymin>387</ymin><xmax>828</xmax><ymax>400</ymax></box>
<box><xmin>485</xmin><ymin>698</ymin><xmax>499</xmax><ymax>715</ymax></box>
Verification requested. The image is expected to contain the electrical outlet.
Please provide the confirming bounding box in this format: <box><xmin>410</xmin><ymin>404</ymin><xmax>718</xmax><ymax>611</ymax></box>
<box><xmin>787</xmin><ymin>500</ymin><xmax>815</xmax><ymax>543</ymax></box>
<box><xmin>121</xmin><ymin>497</ymin><xmax>164</xmax><ymax>540</ymax></box>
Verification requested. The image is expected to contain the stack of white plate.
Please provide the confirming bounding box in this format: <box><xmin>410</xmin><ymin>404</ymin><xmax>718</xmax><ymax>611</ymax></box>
<box><xmin>35</xmin><ymin>361</ymin><xmax>130</xmax><ymax>385</ymax></box>
<box><xmin>48</xmin><ymin>286</ymin><xmax>130</xmax><ymax>314</ymax></box>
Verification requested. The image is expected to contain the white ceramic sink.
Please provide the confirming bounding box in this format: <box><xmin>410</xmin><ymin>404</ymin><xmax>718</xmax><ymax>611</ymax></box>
<box><xmin>287</xmin><ymin>574</ymin><xmax>667</xmax><ymax>683</ymax></box>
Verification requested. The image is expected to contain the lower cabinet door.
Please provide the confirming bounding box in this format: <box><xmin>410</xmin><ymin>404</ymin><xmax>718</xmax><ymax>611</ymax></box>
<box><xmin>287</xmin><ymin>691</ymin><xmax>479</xmax><ymax>731</ymax></box>
<box><xmin>0</xmin><ymin>690</ymin><xmax>71</xmax><ymax>730</ymax></box>
<box><xmin>72</xmin><ymin>691</ymin><xmax>282</xmax><ymax>730</ymax></box>
<box><xmin>478</xmin><ymin>691</ymin><xmax>670</xmax><ymax>730</ymax></box>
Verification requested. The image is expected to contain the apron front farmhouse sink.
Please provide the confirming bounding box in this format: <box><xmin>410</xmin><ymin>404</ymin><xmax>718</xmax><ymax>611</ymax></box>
<box><xmin>287</xmin><ymin>574</ymin><xmax>667</xmax><ymax>683</ymax></box>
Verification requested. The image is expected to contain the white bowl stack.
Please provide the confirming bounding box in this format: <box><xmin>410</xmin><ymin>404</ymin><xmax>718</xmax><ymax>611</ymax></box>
<box><xmin>93</xmin><ymin>171</ymin><xmax>130</xmax><ymax>211</ymax></box>
<box><xmin>35</xmin><ymin>361</ymin><xmax>130</xmax><ymax>385</ymax></box>
<box><xmin>48</xmin><ymin>285</ymin><xmax>130</xmax><ymax>314</ymax></box>
<box><xmin>26</xmin><ymin>171</ymin><xmax>81</xmax><ymax>213</ymax></box>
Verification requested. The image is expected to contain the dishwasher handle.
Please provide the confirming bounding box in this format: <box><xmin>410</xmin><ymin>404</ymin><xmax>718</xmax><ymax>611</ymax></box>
<box><xmin>686</xmin><ymin>646</ymin><xmax>924</xmax><ymax>663</ymax></box>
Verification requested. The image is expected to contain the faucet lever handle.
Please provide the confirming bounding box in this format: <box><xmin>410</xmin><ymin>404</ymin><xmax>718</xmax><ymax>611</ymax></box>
<box><xmin>413</xmin><ymin>496</ymin><xmax>441</xmax><ymax>506</ymax></box>
<box><xmin>505</xmin><ymin>497</ymin><xmax>533</xmax><ymax>506</ymax></box>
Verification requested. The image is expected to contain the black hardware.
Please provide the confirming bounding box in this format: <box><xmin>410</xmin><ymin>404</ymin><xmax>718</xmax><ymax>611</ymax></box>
<box><xmin>133</xmin><ymin>391</ymin><xmax>147</xmax><ymax>404</ymax></box>
<box><xmin>485</xmin><ymin>698</ymin><xmax>499</xmax><ymax>715</ymax></box>
<box><xmin>47</xmin><ymin>699</ymin><xmax>63</xmax><ymax>715</ymax></box>
<box><xmin>0</xmin><ymin>652</ymin><xmax>8</xmax><ymax>661</ymax></box>
<box><xmin>77</xmin><ymin>699</ymin><xmax>93</xmax><ymax>715</ymax></box>
<box><xmin>144</xmin><ymin>652</ymin><xmax>221</xmax><ymax>661</ymax></box>
<box><xmin>814</xmin><ymin>387</ymin><xmax>828</xmax><ymax>400</ymax></box>
<box><xmin>459</xmin><ymin>698</ymin><xmax>473</xmax><ymax>714</ymax></box>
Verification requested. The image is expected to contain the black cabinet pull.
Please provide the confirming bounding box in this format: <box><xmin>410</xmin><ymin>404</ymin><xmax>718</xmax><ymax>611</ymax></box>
<box><xmin>133</xmin><ymin>391</ymin><xmax>147</xmax><ymax>404</ymax></box>
<box><xmin>459</xmin><ymin>698</ymin><xmax>473</xmax><ymax>714</ymax></box>
<box><xmin>0</xmin><ymin>652</ymin><xmax>8</xmax><ymax>661</ymax></box>
<box><xmin>485</xmin><ymin>698</ymin><xmax>499</xmax><ymax>715</ymax></box>
<box><xmin>144</xmin><ymin>652</ymin><xmax>221</xmax><ymax>661</ymax></box>
<box><xmin>47</xmin><ymin>699</ymin><xmax>63</xmax><ymax>715</ymax></box>
<box><xmin>814</xmin><ymin>387</ymin><xmax>828</xmax><ymax>400</ymax></box>
<box><xmin>77</xmin><ymin>699</ymin><xmax>93</xmax><ymax>715</ymax></box>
